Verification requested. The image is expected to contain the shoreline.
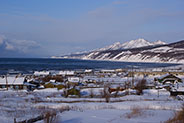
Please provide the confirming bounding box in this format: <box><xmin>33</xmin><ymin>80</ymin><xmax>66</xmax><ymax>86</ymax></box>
<box><xmin>1</xmin><ymin>57</ymin><xmax>183</xmax><ymax>65</ymax></box>
<box><xmin>51</xmin><ymin>57</ymin><xmax>183</xmax><ymax>65</ymax></box>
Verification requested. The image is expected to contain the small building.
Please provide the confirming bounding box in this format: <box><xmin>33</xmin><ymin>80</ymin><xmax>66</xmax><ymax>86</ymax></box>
<box><xmin>170</xmin><ymin>87</ymin><xmax>184</xmax><ymax>96</ymax></box>
<box><xmin>34</xmin><ymin>71</ymin><xmax>50</xmax><ymax>76</ymax></box>
<box><xmin>0</xmin><ymin>75</ymin><xmax>26</xmax><ymax>90</ymax></box>
<box><xmin>101</xmin><ymin>69</ymin><xmax>115</xmax><ymax>73</ymax></box>
<box><xmin>58</xmin><ymin>71</ymin><xmax>75</xmax><ymax>76</ymax></box>
<box><xmin>68</xmin><ymin>77</ymin><xmax>80</xmax><ymax>83</ymax></box>
<box><xmin>67</xmin><ymin>77</ymin><xmax>80</xmax><ymax>86</ymax></box>
<box><xmin>84</xmin><ymin>69</ymin><xmax>92</xmax><ymax>73</ymax></box>
<box><xmin>84</xmin><ymin>69</ymin><xmax>93</xmax><ymax>74</ymax></box>
<box><xmin>155</xmin><ymin>74</ymin><xmax>182</xmax><ymax>85</ymax></box>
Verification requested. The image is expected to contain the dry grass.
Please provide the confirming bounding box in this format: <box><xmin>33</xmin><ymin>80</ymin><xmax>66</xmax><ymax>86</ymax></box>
<box><xmin>125</xmin><ymin>107</ymin><xmax>144</xmax><ymax>119</ymax></box>
<box><xmin>43</xmin><ymin>111</ymin><xmax>58</xmax><ymax>123</ymax></box>
<box><xmin>165</xmin><ymin>104</ymin><xmax>184</xmax><ymax>123</ymax></box>
<box><xmin>37</xmin><ymin>105</ymin><xmax>82</xmax><ymax>112</ymax></box>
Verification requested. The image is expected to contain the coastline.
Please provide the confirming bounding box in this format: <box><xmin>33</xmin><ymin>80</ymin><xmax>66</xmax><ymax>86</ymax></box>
<box><xmin>51</xmin><ymin>56</ymin><xmax>183</xmax><ymax>65</ymax></box>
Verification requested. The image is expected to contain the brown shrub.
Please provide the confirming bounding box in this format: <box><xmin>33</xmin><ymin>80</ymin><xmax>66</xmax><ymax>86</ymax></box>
<box><xmin>165</xmin><ymin>104</ymin><xmax>184</xmax><ymax>123</ymax></box>
<box><xmin>44</xmin><ymin>111</ymin><xmax>58</xmax><ymax>123</ymax></box>
<box><xmin>63</xmin><ymin>88</ymin><xmax>68</xmax><ymax>98</ymax></box>
<box><xmin>42</xmin><ymin>75</ymin><xmax>63</xmax><ymax>82</ymax></box>
<box><xmin>44</xmin><ymin>83</ymin><xmax>55</xmax><ymax>88</ymax></box>
<box><xmin>56</xmin><ymin>84</ymin><xmax>65</xmax><ymax>90</ymax></box>
<box><xmin>135</xmin><ymin>79</ymin><xmax>146</xmax><ymax>95</ymax></box>
<box><xmin>126</xmin><ymin>107</ymin><xmax>143</xmax><ymax>119</ymax></box>
<box><xmin>42</xmin><ymin>76</ymin><xmax>52</xmax><ymax>82</ymax></box>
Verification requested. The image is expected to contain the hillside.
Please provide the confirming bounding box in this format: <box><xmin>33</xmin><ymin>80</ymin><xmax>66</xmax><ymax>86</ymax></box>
<box><xmin>55</xmin><ymin>39</ymin><xmax>184</xmax><ymax>63</ymax></box>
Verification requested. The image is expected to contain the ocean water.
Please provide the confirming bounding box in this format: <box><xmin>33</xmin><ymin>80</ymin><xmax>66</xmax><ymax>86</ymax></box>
<box><xmin>0</xmin><ymin>58</ymin><xmax>179</xmax><ymax>75</ymax></box>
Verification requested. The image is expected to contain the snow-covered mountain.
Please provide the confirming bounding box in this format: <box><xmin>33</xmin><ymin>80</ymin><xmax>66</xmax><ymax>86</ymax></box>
<box><xmin>98</xmin><ymin>38</ymin><xmax>166</xmax><ymax>51</ymax></box>
<box><xmin>120</xmin><ymin>38</ymin><xmax>152</xmax><ymax>49</ymax></box>
<box><xmin>98</xmin><ymin>42</ymin><xmax>122</xmax><ymax>51</ymax></box>
<box><xmin>54</xmin><ymin>39</ymin><xmax>184</xmax><ymax>63</ymax></box>
<box><xmin>152</xmin><ymin>40</ymin><xmax>167</xmax><ymax>45</ymax></box>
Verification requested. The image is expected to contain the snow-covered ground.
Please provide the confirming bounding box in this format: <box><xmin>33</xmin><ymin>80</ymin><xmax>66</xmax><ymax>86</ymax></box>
<box><xmin>60</xmin><ymin>109</ymin><xmax>173</xmax><ymax>123</ymax></box>
<box><xmin>0</xmin><ymin>88</ymin><xmax>183</xmax><ymax>123</ymax></box>
<box><xmin>0</xmin><ymin>72</ymin><xmax>183</xmax><ymax>122</ymax></box>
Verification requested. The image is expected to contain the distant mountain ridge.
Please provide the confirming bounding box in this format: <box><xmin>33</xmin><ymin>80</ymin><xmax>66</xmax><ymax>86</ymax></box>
<box><xmin>52</xmin><ymin>39</ymin><xmax>184</xmax><ymax>63</ymax></box>
<box><xmin>97</xmin><ymin>38</ymin><xmax>166</xmax><ymax>51</ymax></box>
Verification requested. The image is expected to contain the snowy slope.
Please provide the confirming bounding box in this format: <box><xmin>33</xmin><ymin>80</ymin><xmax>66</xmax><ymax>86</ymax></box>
<box><xmin>120</xmin><ymin>38</ymin><xmax>152</xmax><ymax>49</ymax></box>
<box><xmin>57</xmin><ymin>39</ymin><xmax>184</xmax><ymax>63</ymax></box>
<box><xmin>98</xmin><ymin>42</ymin><xmax>122</xmax><ymax>51</ymax></box>
<box><xmin>98</xmin><ymin>38</ymin><xmax>166</xmax><ymax>51</ymax></box>
<box><xmin>152</xmin><ymin>40</ymin><xmax>167</xmax><ymax>45</ymax></box>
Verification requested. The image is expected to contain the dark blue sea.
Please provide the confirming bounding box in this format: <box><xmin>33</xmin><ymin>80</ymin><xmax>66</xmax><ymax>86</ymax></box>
<box><xmin>0</xmin><ymin>58</ymin><xmax>179</xmax><ymax>75</ymax></box>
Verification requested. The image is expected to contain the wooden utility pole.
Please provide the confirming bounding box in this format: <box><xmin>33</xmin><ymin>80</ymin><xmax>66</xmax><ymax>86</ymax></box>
<box><xmin>5</xmin><ymin>75</ymin><xmax>8</xmax><ymax>90</ymax></box>
<box><xmin>157</xmin><ymin>89</ymin><xmax>159</xmax><ymax>98</ymax></box>
<box><xmin>131</xmin><ymin>65</ymin><xmax>134</xmax><ymax>88</ymax></box>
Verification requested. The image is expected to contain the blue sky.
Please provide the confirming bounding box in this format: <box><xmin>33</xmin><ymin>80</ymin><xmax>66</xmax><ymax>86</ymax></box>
<box><xmin>0</xmin><ymin>0</ymin><xmax>184</xmax><ymax>57</ymax></box>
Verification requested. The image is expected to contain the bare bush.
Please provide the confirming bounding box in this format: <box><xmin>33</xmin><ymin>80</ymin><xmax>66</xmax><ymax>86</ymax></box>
<box><xmin>44</xmin><ymin>111</ymin><xmax>58</xmax><ymax>123</ymax></box>
<box><xmin>135</xmin><ymin>79</ymin><xmax>146</xmax><ymax>95</ymax></box>
<box><xmin>63</xmin><ymin>88</ymin><xmax>68</xmax><ymax>98</ymax></box>
<box><xmin>165</xmin><ymin>104</ymin><xmax>184</xmax><ymax>123</ymax></box>
<box><xmin>114</xmin><ymin>87</ymin><xmax>120</xmax><ymax>98</ymax></box>
<box><xmin>126</xmin><ymin>107</ymin><xmax>143</xmax><ymax>119</ymax></box>
<box><xmin>124</xmin><ymin>81</ymin><xmax>131</xmax><ymax>90</ymax></box>
<box><xmin>103</xmin><ymin>84</ymin><xmax>110</xmax><ymax>103</ymax></box>
<box><xmin>89</xmin><ymin>88</ymin><xmax>94</xmax><ymax>98</ymax></box>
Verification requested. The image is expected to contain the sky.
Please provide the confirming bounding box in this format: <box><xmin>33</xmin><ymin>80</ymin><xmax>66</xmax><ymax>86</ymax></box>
<box><xmin>0</xmin><ymin>0</ymin><xmax>184</xmax><ymax>58</ymax></box>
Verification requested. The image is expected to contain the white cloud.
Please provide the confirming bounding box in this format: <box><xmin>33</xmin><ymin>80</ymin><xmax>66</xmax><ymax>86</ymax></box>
<box><xmin>5</xmin><ymin>42</ymin><xmax>14</xmax><ymax>50</ymax></box>
<box><xmin>9</xmin><ymin>39</ymin><xmax>40</xmax><ymax>53</ymax></box>
<box><xmin>0</xmin><ymin>35</ymin><xmax>40</xmax><ymax>53</ymax></box>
